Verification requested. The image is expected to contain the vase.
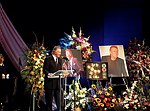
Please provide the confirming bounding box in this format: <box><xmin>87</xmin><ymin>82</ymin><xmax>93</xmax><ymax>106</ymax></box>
<box><xmin>75</xmin><ymin>107</ymin><xmax>81</xmax><ymax>111</ymax></box>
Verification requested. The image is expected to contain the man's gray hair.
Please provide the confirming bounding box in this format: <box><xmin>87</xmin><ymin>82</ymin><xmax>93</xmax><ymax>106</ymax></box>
<box><xmin>52</xmin><ymin>45</ymin><xmax>61</xmax><ymax>54</ymax></box>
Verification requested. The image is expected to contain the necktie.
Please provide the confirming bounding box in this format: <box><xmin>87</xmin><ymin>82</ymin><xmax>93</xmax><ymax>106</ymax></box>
<box><xmin>56</xmin><ymin>58</ymin><xmax>58</xmax><ymax>64</ymax></box>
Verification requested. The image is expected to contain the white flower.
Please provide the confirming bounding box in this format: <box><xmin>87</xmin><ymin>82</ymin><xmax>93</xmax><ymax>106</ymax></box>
<box><xmin>133</xmin><ymin>105</ymin><xmax>137</xmax><ymax>109</ymax></box>
<box><xmin>123</xmin><ymin>91</ymin><xmax>127</xmax><ymax>95</ymax></box>
<box><xmin>129</xmin><ymin>95</ymin><xmax>132</xmax><ymax>99</ymax></box>
<box><xmin>125</xmin><ymin>97</ymin><xmax>131</xmax><ymax>101</ymax></box>
<box><xmin>76</xmin><ymin>101</ymin><xmax>79</xmax><ymax>105</ymax></box>
<box><xmin>131</xmin><ymin>86</ymin><xmax>134</xmax><ymax>90</ymax></box>
<box><xmin>76</xmin><ymin>46</ymin><xmax>81</xmax><ymax>50</ymax></box>
<box><xmin>138</xmin><ymin>104</ymin><xmax>141</xmax><ymax>107</ymax></box>
<box><xmin>40</xmin><ymin>77</ymin><xmax>44</xmax><ymax>81</ymax></box>
<box><xmin>65</xmin><ymin>80</ymin><xmax>88</xmax><ymax>110</ymax></box>
<box><xmin>124</xmin><ymin>104</ymin><xmax>129</xmax><ymax>109</ymax></box>
<box><xmin>93</xmin><ymin>94</ymin><xmax>97</xmax><ymax>98</ymax></box>
<box><xmin>134</xmin><ymin>99</ymin><xmax>138</xmax><ymax>103</ymax></box>
<box><xmin>134</xmin><ymin>95</ymin><xmax>138</xmax><ymax>99</ymax></box>
<box><xmin>131</xmin><ymin>101</ymin><xmax>134</xmax><ymax>104</ymax></box>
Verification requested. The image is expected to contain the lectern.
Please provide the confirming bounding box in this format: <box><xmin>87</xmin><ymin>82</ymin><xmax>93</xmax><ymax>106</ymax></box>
<box><xmin>52</xmin><ymin>70</ymin><xmax>73</xmax><ymax>111</ymax></box>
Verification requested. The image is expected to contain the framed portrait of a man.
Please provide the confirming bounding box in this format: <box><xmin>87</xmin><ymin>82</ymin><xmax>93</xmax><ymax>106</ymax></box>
<box><xmin>99</xmin><ymin>45</ymin><xmax>129</xmax><ymax>77</ymax></box>
<box><xmin>61</xmin><ymin>49</ymin><xmax>84</xmax><ymax>75</ymax></box>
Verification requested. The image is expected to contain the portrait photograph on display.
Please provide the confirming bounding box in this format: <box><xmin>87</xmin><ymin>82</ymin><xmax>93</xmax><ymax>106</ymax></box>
<box><xmin>61</xmin><ymin>49</ymin><xmax>84</xmax><ymax>74</ymax></box>
<box><xmin>99</xmin><ymin>45</ymin><xmax>129</xmax><ymax>78</ymax></box>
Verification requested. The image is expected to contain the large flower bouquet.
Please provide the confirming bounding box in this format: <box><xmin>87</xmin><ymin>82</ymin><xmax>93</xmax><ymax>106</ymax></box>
<box><xmin>59</xmin><ymin>27</ymin><xmax>95</xmax><ymax>63</ymax></box>
<box><xmin>87</xmin><ymin>81</ymin><xmax>120</xmax><ymax>111</ymax></box>
<box><xmin>121</xmin><ymin>80</ymin><xmax>149</xmax><ymax>110</ymax></box>
<box><xmin>64</xmin><ymin>78</ymin><xmax>88</xmax><ymax>110</ymax></box>
<box><xmin>124</xmin><ymin>38</ymin><xmax>150</xmax><ymax>109</ymax></box>
<box><xmin>21</xmin><ymin>41</ymin><xmax>48</xmax><ymax>94</ymax></box>
<box><xmin>125</xmin><ymin>38</ymin><xmax>150</xmax><ymax>79</ymax></box>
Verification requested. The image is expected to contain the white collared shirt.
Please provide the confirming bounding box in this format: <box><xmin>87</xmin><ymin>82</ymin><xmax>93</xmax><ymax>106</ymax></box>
<box><xmin>52</xmin><ymin>55</ymin><xmax>58</xmax><ymax>63</ymax></box>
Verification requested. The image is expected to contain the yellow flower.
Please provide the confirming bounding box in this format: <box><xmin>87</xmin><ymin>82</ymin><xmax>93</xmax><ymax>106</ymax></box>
<box><xmin>100</xmin><ymin>103</ymin><xmax>104</xmax><ymax>107</ymax></box>
<box><xmin>95</xmin><ymin>98</ymin><xmax>101</xmax><ymax>103</ymax></box>
<box><xmin>110</xmin><ymin>103</ymin><xmax>115</xmax><ymax>107</ymax></box>
<box><xmin>103</xmin><ymin>98</ymin><xmax>107</xmax><ymax>103</ymax></box>
<box><xmin>34</xmin><ymin>65</ymin><xmax>38</xmax><ymax>69</ymax></box>
<box><xmin>97</xmin><ymin>90</ymin><xmax>102</xmax><ymax>94</ymax></box>
<box><xmin>38</xmin><ymin>81</ymin><xmax>41</xmax><ymax>84</ymax></box>
<box><xmin>97</xmin><ymin>102</ymin><xmax>101</xmax><ymax>106</ymax></box>
<box><xmin>30</xmin><ymin>71</ymin><xmax>35</xmax><ymax>75</ymax></box>
<box><xmin>112</xmin><ymin>98</ymin><xmax>116</xmax><ymax>103</ymax></box>
<box><xmin>80</xmin><ymin>90</ymin><xmax>84</xmax><ymax>94</ymax></box>
<box><xmin>108</xmin><ymin>86</ymin><xmax>112</xmax><ymax>91</ymax></box>
<box><xmin>91</xmin><ymin>84</ymin><xmax>96</xmax><ymax>89</ymax></box>
<box><xmin>105</xmin><ymin>92</ymin><xmax>110</xmax><ymax>96</ymax></box>
<box><xmin>39</xmin><ymin>85</ymin><xmax>42</xmax><ymax>88</ymax></box>
<box><xmin>117</xmin><ymin>98</ymin><xmax>121</xmax><ymax>102</ymax></box>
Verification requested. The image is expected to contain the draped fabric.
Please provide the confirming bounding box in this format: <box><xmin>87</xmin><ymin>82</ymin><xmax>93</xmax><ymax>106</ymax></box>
<box><xmin>0</xmin><ymin>4</ymin><xmax>29</xmax><ymax>71</ymax></box>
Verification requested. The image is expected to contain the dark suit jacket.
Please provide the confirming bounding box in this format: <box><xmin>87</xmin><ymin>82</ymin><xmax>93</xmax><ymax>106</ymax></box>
<box><xmin>101</xmin><ymin>55</ymin><xmax>128</xmax><ymax>77</ymax></box>
<box><xmin>0</xmin><ymin>64</ymin><xmax>6</xmax><ymax>79</ymax></box>
<box><xmin>43</xmin><ymin>55</ymin><xmax>63</xmax><ymax>89</ymax></box>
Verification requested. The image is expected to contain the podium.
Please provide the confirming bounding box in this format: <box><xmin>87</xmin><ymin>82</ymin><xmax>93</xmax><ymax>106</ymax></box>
<box><xmin>52</xmin><ymin>70</ymin><xmax>73</xmax><ymax>111</ymax></box>
<box><xmin>53</xmin><ymin>70</ymin><xmax>73</xmax><ymax>78</ymax></box>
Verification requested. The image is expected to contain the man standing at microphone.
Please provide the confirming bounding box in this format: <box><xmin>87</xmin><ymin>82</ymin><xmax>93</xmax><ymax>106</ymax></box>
<box><xmin>43</xmin><ymin>46</ymin><xmax>64</xmax><ymax>111</ymax></box>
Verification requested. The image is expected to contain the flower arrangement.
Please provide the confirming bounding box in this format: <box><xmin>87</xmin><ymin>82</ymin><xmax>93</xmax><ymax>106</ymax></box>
<box><xmin>124</xmin><ymin>38</ymin><xmax>150</xmax><ymax>109</ymax></box>
<box><xmin>59</xmin><ymin>27</ymin><xmax>95</xmax><ymax>63</ymax></box>
<box><xmin>87</xmin><ymin>81</ymin><xmax>120</xmax><ymax>111</ymax></box>
<box><xmin>125</xmin><ymin>38</ymin><xmax>150</xmax><ymax>80</ymax></box>
<box><xmin>21</xmin><ymin>41</ymin><xmax>48</xmax><ymax>94</ymax></box>
<box><xmin>64</xmin><ymin>78</ymin><xmax>88</xmax><ymax>110</ymax></box>
<box><xmin>121</xmin><ymin>80</ymin><xmax>149</xmax><ymax>110</ymax></box>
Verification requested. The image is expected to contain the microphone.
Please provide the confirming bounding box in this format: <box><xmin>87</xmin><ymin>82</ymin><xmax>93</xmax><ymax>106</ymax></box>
<box><xmin>61</xmin><ymin>56</ymin><xmax>69</xmax><ymax>61</ymax></box>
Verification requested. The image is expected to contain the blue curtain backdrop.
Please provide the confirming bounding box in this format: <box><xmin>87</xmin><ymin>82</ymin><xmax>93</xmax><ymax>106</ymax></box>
<box><xmin>91</xmin><ymin>6</ymin><xmax>143</xmax><ymax>62</ymax></box>
<box><xmin>0</xmin><ymin>1</ymin><xmax>144</xmax><ymax>71</ymax></box>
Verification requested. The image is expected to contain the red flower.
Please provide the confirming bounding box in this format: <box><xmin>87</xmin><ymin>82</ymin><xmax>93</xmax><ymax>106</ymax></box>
<box><xmin>129</xmin><ymin>103</ymin><xmax>133</xmax><ymax>107</ymax></box>
<box><xmin>100</xmin><ymin>95</ymin><xmax>105</xmax><ymax>99</ymax></box>
<box><xmin>107</xmin><ymin>98</ymin><xmax>111</xmax><ymax>101</ymax></box>
<box><xmin>106</xmin><ymin>102</ymin><xmax>110</xmax><ymax>107</ymax></box>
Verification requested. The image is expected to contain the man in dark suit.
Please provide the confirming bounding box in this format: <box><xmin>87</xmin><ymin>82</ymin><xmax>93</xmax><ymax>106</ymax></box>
<box><xmin>0</xmin><ymin>54</ymin><xmax>6</xmax><ymax>107</ymax></box>
<box><xmin>101</xmin><ymin>45</ymin><xmax>128</xmax><ymax>77</ymax></box>
<box><xmin>43</xmin><ymin>46</ymin><xmax>64</xmax><ymax>111</ymax></box>
<box><xmin>0</xmin><ymin>54</ymin><xmax>13</xmax><ymax>110</ymax></box>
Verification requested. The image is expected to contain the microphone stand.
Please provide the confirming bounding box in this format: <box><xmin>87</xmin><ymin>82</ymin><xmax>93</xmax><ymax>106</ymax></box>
<box><xmin>62</xmin><ymin>59</ymin><xmax>68</xmax><ymax>111</ymax></box>
<box><xmin>122</xmin><ymin>74</ymin><xmax>129</xmax><ymax>91</ymax></box>
<box><xmin>109</xmin><ymin>74</ymin><xmax>112</xmax><ymax>86</ymax></box>
<box><xmin>59</xmin><ymin>74</ymin><xmax>62</xmax><ymax>111</ymax></box>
